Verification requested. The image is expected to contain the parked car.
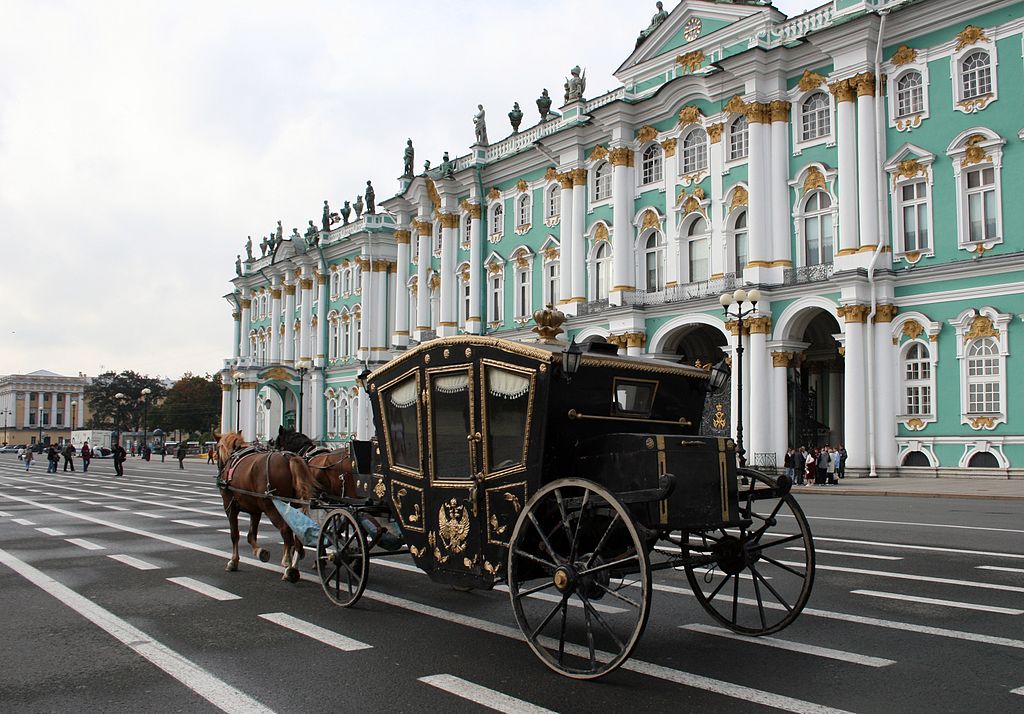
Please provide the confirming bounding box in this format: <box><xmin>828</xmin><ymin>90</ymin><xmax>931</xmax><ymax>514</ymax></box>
<box><xmin>0</xmin><ymin>445</ymin><xmax>22</xmax><ymax>453</ymax></box>
<box><xmin>92</xmin><ymin>447</ymin><xmax>113</xmax><ymax>458</ymax></box>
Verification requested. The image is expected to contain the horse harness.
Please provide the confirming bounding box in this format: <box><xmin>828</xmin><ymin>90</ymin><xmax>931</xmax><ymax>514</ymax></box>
<box><xmin>217</xmin><ymin>446</ymin><xmax>310</xmax><ymax>510</ymax></box>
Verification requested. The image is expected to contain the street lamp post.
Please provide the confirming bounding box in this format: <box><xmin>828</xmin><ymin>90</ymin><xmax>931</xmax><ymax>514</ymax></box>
<box><xmin>719</xmin><ymin>288</ymin><xmax>761</xmax><ymax>469</ymax></box>
<box><xmin>1</xmin><ymin>408</ymin><xmax>11</xmax><ymax>445</ymax></box>
<box><xmin>140</xmin><ymin>388</ymin><xmax>152</xmax><ymax>454</ymax></box>
<box><xmin>70</xmin><ymin>400</ymin><xmax>77</xmax><ymax>440</ymax></box>
<box><xmin>295</xmin><ymin>358</ymin><xmax>312</xmax><ymax>435</ymax></box>
<box><xmin>37</xmin><ymin>407</ymin><xmax>44</xmax><ymax>448</ymax></box>
<box><xmin>114</xmin><ymin>392</ymin><xmax>127</xmax><ymax>446</ymax></box>
<box><xmin>232</xmin><ymin>371</ymin><xmax>244</xmax><ymax>432</ymax></box>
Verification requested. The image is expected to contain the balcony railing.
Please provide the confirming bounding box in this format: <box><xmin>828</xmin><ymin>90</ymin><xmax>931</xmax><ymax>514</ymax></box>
<box><xmin>577</xmin><ymin>298</ymin><xmax>610</xmax><ymax>316</ymax></box>
<box><xmin>624</xmin><ymin>274</ymin><xmax>738</xmax><ymax>307</ymax></box>
<box><xmin>783</xmin><ymin>263</ymin><xmax>834</xmax><ymax>285</ymax></box>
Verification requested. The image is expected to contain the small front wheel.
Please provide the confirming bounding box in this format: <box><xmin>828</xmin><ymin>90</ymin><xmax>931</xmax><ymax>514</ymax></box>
<box><xmin>316</xmin><ymin>508</ymin><xmax>369</xmax><ymax>607</ymax></box>
<box><xmin>507</xmin><ymin>478</ymin><xmax>651</xmax><ymax>680</ymax></box>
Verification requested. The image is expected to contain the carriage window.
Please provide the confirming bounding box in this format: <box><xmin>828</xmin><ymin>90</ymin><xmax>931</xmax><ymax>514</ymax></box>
<box><xmin>484</xmin><ymin>366</ymin><xmax>531</xmax><ymax>473</ymax></box>
<box><xmin>384</xmin><ymin>376</ymin><xmax>420</xmax><ymax>472</ymax></box>
<box><xmin>612</xmin><ymin>378</ymin><xmax>656</xmax><ymax>417</ymax></box>
<box><xmin>431</xmin><ymin>370</ymin><xmax>473</xmax><ymax>480</ymax></box>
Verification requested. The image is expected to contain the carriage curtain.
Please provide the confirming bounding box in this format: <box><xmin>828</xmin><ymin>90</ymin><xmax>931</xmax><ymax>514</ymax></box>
<box><xmin>487</xmin><ymin>368</ymin><xmax>530</xmax><ymax>399</ymax></box>
<box><xmin>388</xmin><ymin>379</ymin><xmax>418</xmax><ymax>408</ymax></box>
<box><xmin>433</xmin><ymin>373</ymin><xmax>469</xmax><ymax>394</ymax></box>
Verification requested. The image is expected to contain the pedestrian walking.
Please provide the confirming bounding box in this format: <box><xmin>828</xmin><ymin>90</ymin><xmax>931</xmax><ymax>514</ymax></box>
<box><xmin>81</xmin><ymin>442</ymin><xmax>92</xmax><ymax>472</ymax></box>
<box><xmin>62</xmin><ymin>443</ymin><xmax>76</xmax><ymax>471</ymax></box>
<box><xmin>837</xmin><ymin>446</ymin><xmax>847</xmax><ymax>479</ymax></box>
<box><xmin>142</xmin><ymin>444</ymin><xmax>151</xmax><ymax>462</ymax></box>
<box><xmin>130</xmin><ymin>442</ymin><xmax>135</xmax><ymax>458</ymax></box>
<box><xmin>176</xmin><ymin>442</ymin><xmax>187</xmax><ymax>470</ymax></box>
<box><xmin>784</xmin><ymin>447</ymin><xmax>794</xmax><ymax>482</ymax></box>
<box><xmin>160</xmin><ymin>444</ymin><xmax>166</xmax><ymax>462</ymax></box>
<box><xmin>22</xmin><ymin>447</ymin><xmax>33</xmax><ymax>472</ymax></box>
<box><xmin>47</xmin><ymin>444</ymin><xmax>59</xmax><ymax>473</ymax></box>
<box><xmin>207</xmin><ymin>445</ymin><xmax>215</xmax><ymax>464</ymax></box>
<box><xmin>112</xmin><ymin>441</ymin><xmax>126</xmax><ymax>477</ymax></box>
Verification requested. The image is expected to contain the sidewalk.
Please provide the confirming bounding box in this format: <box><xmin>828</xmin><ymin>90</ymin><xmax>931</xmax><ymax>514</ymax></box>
<box><xmin>791</xmin><ymin>477</ymin><xmax>1024</xmax><ymax>501</ymax></box>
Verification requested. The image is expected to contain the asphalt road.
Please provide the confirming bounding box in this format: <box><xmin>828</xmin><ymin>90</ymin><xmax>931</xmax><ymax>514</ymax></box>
<box><xmin>1</xmin><ymin>454</ymin><xmax>1022</xmax><ymax>713</ymax></box>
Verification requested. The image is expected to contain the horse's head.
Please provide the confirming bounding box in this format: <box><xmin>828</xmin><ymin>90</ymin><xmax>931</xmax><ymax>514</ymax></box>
<box><xmin>214</xmin><ymin>431</ymin><xmax>247</xmax><ymax>470</ymax></box>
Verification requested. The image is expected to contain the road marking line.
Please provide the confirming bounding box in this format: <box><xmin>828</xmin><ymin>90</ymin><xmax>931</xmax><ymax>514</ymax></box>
<box><xmin>789</xmin><ymin>513</ymin><xmax>1024</xmax><ymax>535</ymax></box>
<box><xmin>36</xmin><ymin>527</ymin><xmax>65</xmax><ymax>536</ymax></box>
<box><xmin>680</xmin><ymin>624</ymin><xmax>895</xmax><ymax>667</ymax></box>
<box><xmin>136</xmin><ymin>512</ymin><xmax>164</xmax><ymax>519</ymax></box>
<box><xmin>0</xmin><ymin>510</ymin><xmax>9</xmax><ymax>516</ymax></box>
<box><xmin>171</xmin><ymin>520</ymin><xmax>212</xmax><ymax>528</ymax></box>
<box><xmin>778</xmin><ymin>560</ymin><xmax>1024</xmax><ymax>593</ymax></box>
<box><xmin>66</xmin><ymin>538</ymin><xmax>105</xmax><ymax>551</ymax></box>
<box><xmin>1011</xmin><ymin>684</ymin><xmax>1024</xmax><ymax>696</ymax></box>
<box><xmin>108</xmin><ymin>554</ymin><xmax>160</xmax><ymax>570</ymax></box>
<box><xmin>419</xmin><ymin>674</ymin><xmax>555</xmax><ymax>714</ymax></box>
<box><xmin>492</xmin><ymin>583</ymin><xmax>626</xmax><ymax>614</ymax></box>
<box><xmin>167</xmin><ymin>577</ymin><xmax>240</xmax><ymax>601</ymax></box>
<box><xmin>0</xmin><ymin>547</ymin><xmax>273</xmax><ymax>714</ymax></box>
<box><xmin>787</xmin><ymin>547</ymin><xmax>902</xmax><ymax>561</ymax></box>
<box><xmin>82</xmin><ymin>500</ymin><xmax>102</xmax><ymax>505</ymax></box>
<box><xmin>851</xmin><ymin>590</ymin><xmax>1024</xmax><ymax>615</ymax></box>
<box><xmin>977</xmin><ymin>565</ymin><xmax>1024</xmax><ymax>574</ymax></box>
<box><xmin>26</xmin><ymin>489</ymin><xmax>40</xmax><ymax>492</ymax></box>
<box><xmin>104</xmin><ymin>505</ymin><xmax>129</xmax><ymax>511</ymax></box>
<box><xmin>258</xmin><ymin>612</ymin><xmax>371</xmax><ymax>651</ymax></box>
<box><xmin>811</xmin><ymin>536</ymin><xmax>1024</xmax><ymax>559</ymax></box>
<box><xmin>57</xmin><ymin>495</ymin><xmax>76</xmax><ymax>500</ymax></box>
<box><xmin>12</xmin><ymin>518</ymin><xmax>35</xmax><ymax>526</ymax></box>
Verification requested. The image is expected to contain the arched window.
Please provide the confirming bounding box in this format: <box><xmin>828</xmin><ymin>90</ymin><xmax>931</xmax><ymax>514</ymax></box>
<box><xmin>256</xmin><ymin>400</ymin><xmax>267</xmax><ymax>441</ymax></box>
<box><xmin>330</xmin><ymin>272</ymin><xmax>341</xmax><ymax>299</ymax></box>
<box><xmin>643</xmin><ymin>232</ymin><xmax>665</xmax><ymax>292</ymax></box>
<box><xmin>895</xmin><ymin>71</ymin><xmax>924</xmax><ymax>118</ymax></box>
<box><xmin>960</xmin><ymin>51</ymin><xmax>991</xmax><ymax>100</ymax></box>
<box><xmin>463</xmin><ymin>213</ymin><xmax>472</xmax><ymax>246</ymax></box>
<box><xmin>352</xmin><ymin>308</ymin><xmax>362</xmax><ymax>353</ymax></box>
<box><xmin>681</xmin><ymin>128</ymin><xmax>708</xmax><ymax>174</ymax></box>
<box><xmin>966</xmin><ymin>337</ymin><xmax>1000</xmax><ymax>414</ymax></box>
<box><xmin>640</xmin><ymin>144</ymin><xmax>663</xmax><ymax>185</ymax></box>
<box><xmin>729</xmin><ymin>116</ymin><xmax>748</xmax><ymax>160</ymax></box>
<box><xmin>545</xmin><ymin>185</ymin><xmax>560</xmax><ymax>219</ymax></box>
<box><xmin>903</xmin><ymin>342</ymin><xmax>932</xmax><ymax>416</ymax></box>
<box><xmin>592</xmin><ymin>162</ymin><xmax>611</xmax><ymax>201</ymax></box>
<box><xmin>326</xmin><ymin>398</ymin><xmax>338</xmax><ymax>433</ymax></box>
<box><xmin>434</xmin><ymin>220</ymin><xmax>442</xmax><ymax>255</ymax></box>
<box><xmin>514</xmin><ymin>258</ymin><xmax>532</xmax><ymax>318</ymax></box>
<box><xmin>545</xmin><ymin>260</ymin><xmax>559</xmax><ymax>306</ymax></box>
<box><xmin>731</xmin><ymin>210</ymin><xmax>748</xmax><ymax>274</ymax></box>
<box><xmin>593</xmin><ymin>242</ymin><xmax>611</xmax><ymax>300</ymax></box>
<box><xmin>340</xmin><ymin>311</ymin><xmax>351</xmax><ymax>357</ymax></box>
<box><xmin>802</xmin><ymin>191</ymin><xmax>834</xmax><ymax>265</ymax></box>
<box><xmin>488</xmin><ymin>269</ymin><xmax>504</xmax><ymax>324</ymax></box>
<box><xmin>687</xmin><ymin>216</ymin><xmax>710</xmax><ymax>283</ymax></box>
<box><xmin>328</xmin><ymin>318</ymin><xmax>339</xmax><ymax>360</ymax></box>
<box><xmin>902</xmin><ymin>451</ymin><xmax>931</xmax><ymax>467</ymax></box>
<box><xmin>801</xmin><ymin>92</ymin><xmax>831</xmax><ymax>141</ymax></box>
<box><xmin>340</xmin><ymin>397</ymin><xmax>351</xmax><ymax>435</ymax></box>
<box><xmin>342</xmin><ymin>267</ymin><xmax>352</xmax><ymax>294</ymax></box>
<box><xmin>490</xmin><ymin>202</ymin><xmax>504</xmax><ymax>236</ymax></box>
<box><xmin>516</xmin><ymin>194</ymin><xmax>531</xmax><ymax>228</ymax></box>
<box><xmin>968</xmin><ymin>451</ymin><xmax>999</xmax><ymax>468</ymax></box>
<box><xmin>459</xmin><ymin>272</ymin><xmax>471</xmax><ymax>327</ymax></box>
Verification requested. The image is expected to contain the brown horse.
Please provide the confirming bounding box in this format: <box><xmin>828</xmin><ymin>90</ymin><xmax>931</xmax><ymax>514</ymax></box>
<box><xmin>274</xmin><ymin>426</ymin><xmax>357</xmax><ymax>499</ymax></box>
<box><xmin>215</xmin><ymin>431</ymin><xmax>318</xmax><ymax>581</ymax></box>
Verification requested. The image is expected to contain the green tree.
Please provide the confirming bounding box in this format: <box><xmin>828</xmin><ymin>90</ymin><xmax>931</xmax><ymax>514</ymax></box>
<box><xmin>150</xmin><ymin>373</ymin><xmax>221</xmax><ymax>439</ymax></box>
<box><xmin>85</xmin><ymin>371</ymin><xmax>167</xmax><ymax>433</ymax></box>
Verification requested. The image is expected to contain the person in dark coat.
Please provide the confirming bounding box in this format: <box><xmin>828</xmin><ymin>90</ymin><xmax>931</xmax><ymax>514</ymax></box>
<box><xmin>62</xmin><ymin>443</ymin><xmax>76</xmax><ymax>471</ymax></box>
<box><xmin>81</xmin><ymin>442</ymin><xmax>92</xmax><ymax>473</ymax></box>
<box><xmin>112</xmin><ymin>441</ymin><xmax>126</xmax><ymax>477</ymax></box>
<box><xmin>159</xmin><ymin>444</ymin><xmax>166</xmax><ymax>462</ymax></box>
<box><xmin>47</xmin><ymin>444</ymin><xmax>59</xmax><ymax>473</ymax></box>
<box><xmin>176</xmin><ymin>442</ymin><xmax>187</xmax><ymax>470</ymax></box>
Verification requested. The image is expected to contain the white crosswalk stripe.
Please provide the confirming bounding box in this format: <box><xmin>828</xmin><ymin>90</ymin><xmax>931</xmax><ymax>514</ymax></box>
<box><xmin>851</xmin><ymin>590</ymin><xmax>1024</xmax><ymax>615</ymax></box>
<box><xmin>259</xmin><ymin>612</ymin><xmax>371</xmax><ymax>651</ymax></box>
<box><xmin>419</xmin><ymin>674</ymin><xmax>556</xmax><ymax>714</ymax></box>
<box><xmin>681</xmin><ymin>624</ymin><xmax>896</xmax><ymax>667</ymax></box>
<box><xmin>167</xmin><ymin>577</ymin><xmax>240</xmax><ymax>601</ymax></box>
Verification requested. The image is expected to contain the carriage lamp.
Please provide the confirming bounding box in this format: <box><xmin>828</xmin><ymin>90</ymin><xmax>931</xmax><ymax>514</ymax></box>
<box><xmin>356</xmin><ymin>366</ymin><xmax>372</xmax><ymax>391</ymax></box>
<box><xmin>562</xmin><ymin>337</ymin><xmax>583</xmax><ymax>381</ymax></box>
<box><xmin>708</xmin><ymin>359</ymin><xmax>730</xmax><ymax>393</ymax></box>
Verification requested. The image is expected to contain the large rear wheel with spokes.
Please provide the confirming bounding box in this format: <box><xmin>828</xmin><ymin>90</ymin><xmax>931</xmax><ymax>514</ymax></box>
<box><xmin>684</xmin><ymin>468</ymin><xmax>814</xmax><ymax>635</ymax></box>
<box><xmin>507</xmin><ymin>478</ymin><xmax>651</xmax><ymax>679</ymax></box>
<box><xmin>316</xmin><ymin>508</ymin><xmax>369</xmax><ymax>608</ymax></box>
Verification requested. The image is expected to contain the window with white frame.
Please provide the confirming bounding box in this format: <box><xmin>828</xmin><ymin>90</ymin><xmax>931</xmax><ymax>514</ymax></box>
<box><xmin>460</xmin><ymin>276</ymin><xmax>471</xmax><ymax>326</ymax></box>
<box><xmin>463</xmin><ymin>213</ymin><xmax>472</xmax><ymax>246</ymax></box>
<box><xmin>965</xmin><ymin>166</ymin><xmax>997</xmax><ymax>242</ymax></box>
<box><xmin>731</xmin><ymin>210</ymin><xmax>748</xmax><ymax>274</ymax></box>
<box><xmin>488</xmin><ymin>270</ymin><xmax>503</xmax><ymax>323</ymax></box>
<box><xmin>729</xmin><ymin>116</ymin><xmax>748</xmax><ymax>160</ymax></box>
<box><xmin>895</xmin><ymin>71</ymin><xmax>924</xmax><ymax>118</ymax></box>
<box><xmin>514</xmin><ymin>264</ymin><xmax>531</xmax><ymax>317</ymax></box>
<box><xmin>310</xmin><ymin>325</ymin><xmax>318</xmax><ymax>359</ymax></box>
<box><xmin>686</xmin><ymin>217</ymin><xmax>710</xmax><ymax>283</ymax></box>
<box><xmin>330</xmin><ymin>272</ymin><xmax>340</xmax><ymax>299</ymax></box>
<box><xmin>966</xmin><ymin>337</ymin><xmax>1000</xmax><ymax>414</ymax></box>
<box><xmin>951</xmin><ymin>308</ymin><xmax>1010</xmax><ymax>426</ymax></box>
<box><xmin>947</xmin><ymin>131</ymin><xmax>1004</xmax><ymax>249</ymax></box>
<box><xmin>898</xmin><ymin>179</ymin><xmax>930</xmax><ymax>252</ymax></box>
<box><xmin>352</xmin><ymin>263</ymin><xmax>362</xmax><ymax>292</ymax></box>
<box><xmin>434</xmin><ymin>221</ymin><xmax>442</xmax><ymax>255</ymax></box>
<box><xmin>642</xmin><ymin>232</ymin><xmax>665</xmax><ymax>291</ymax></box>
<box><xmin>352</xmin><ymin>309</ymin><xmax>361</xmax><ymax>353</ymax></box>
<box><xmin>593</xmin><ymin>242</ymin><xmax>611</xmax><ymax>300</ymax></box>
<box><xmin>340</xmin><ymin>397</ymin><xmax>351</xmax><ymax>434</ymax></box>
<box><xmin>516</xmin><ymin>194</ymin><xmax>531</xmax><ymax>228</ymax></box>
<box><xmin>681</xmin><ymin>128</ymin><xmax>708</xmax><ymax>174</ymax></box>
<box><xmin>545</xmin><ymin>185</ymin><xmax>560</xmax><ymax>219</ymax></box>
<box><xmin>340</xmin><ymin>311</ymin><xmax>351</xmax><ymax>357</ymax></box>
<box><xmin>640</xmin><ymin>144</ymin><xmax>663</xmax><ymax>185</ymax></box>
<box><xmin>292</xmin><ymin>325</ymin><xmax>300</xmax><ymax>358</ymax></box>
<box><xmin>490</xmin><ymin>202</ymin><xmax>504</xmax><ymax>236</ymax></box>
<box><xmin>592</xmin><ymin>162</ymin><xmax>611</xmax><ymax>201</ymax></box>
<box><xmin>902</xmin><ymin>342</ymin><xmax>933</xmax><ymax>416</ymax></box>
<box><xmin>327</xmin><ymin>398</ymin><xmax>338</xmax><ymax>433</ymax></box>
<box><xmin>960</xmin><ymin>50</ymin><xmax>991</xmax><ymax>101</ymax></box>
<box><xmin>800</xmin><ymin>92</ymin><xmax>831</xmax><ymax>142</ymax></box>
<box><xmin>342</xmin><ymin>267</ymin><xmax>352</xmax><ymax>294</ymax></box>
<box><xmin>328</xmin><ymin>317</ymin><xmax>339</xmax><ymax>360</ymax></box>
<box><xmin>545</xmin><ymin>261</ymin><xmax>559</xmax><ymax>306</ymax></box>
<box><xmin>801</xmin><ymin>190</ymin><xmax>834</xmax><ymax>265</ymax></box>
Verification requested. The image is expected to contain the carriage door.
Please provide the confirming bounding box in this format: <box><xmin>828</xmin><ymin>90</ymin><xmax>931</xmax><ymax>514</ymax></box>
<box><xmin>424</xmin><ymin>364</ymin><xmax>483</xmax><ymax>577</ymax></box>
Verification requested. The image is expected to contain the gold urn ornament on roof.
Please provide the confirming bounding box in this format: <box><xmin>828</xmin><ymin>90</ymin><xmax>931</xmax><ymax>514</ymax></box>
<box><xmin>532</xmin><ymin>304</ymin><xmax>566</xmax><ymax>344</ymax></box>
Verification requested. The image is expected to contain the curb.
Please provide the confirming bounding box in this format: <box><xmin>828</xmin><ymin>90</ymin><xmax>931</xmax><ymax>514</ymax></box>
<box><xmin>791</xmin><ymin>486</ymin><xmax>1024</xmax><ymax>501</ymax></box>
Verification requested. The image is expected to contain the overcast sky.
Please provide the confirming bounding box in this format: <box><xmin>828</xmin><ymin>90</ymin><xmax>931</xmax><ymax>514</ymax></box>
<box><xmin>0</xmin><ymin>0</ymin><xmax>818</xmax><ymax>380</ymax></box>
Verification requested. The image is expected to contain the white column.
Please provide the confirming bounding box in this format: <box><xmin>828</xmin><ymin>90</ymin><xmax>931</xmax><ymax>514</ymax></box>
<box><xmin>394</xmin><ymin>228</ymin><xmax>411</xmax><ymax>346</ymax></box>
<box><xmin>50</xmin><ymin>391</ymin><xmax>57</xmax><ymax>429</ymax></box>
<box><xmin>77</xmin><ymin>392</ymin><xmax>85</xmax><ymax>427</ymax></box>
<box><xmin>770</xmin><ymin>102</ymin><xmax>791</xmax><ymax>268</ymax></box>
<box><xmin>299</xmin><ymin>268</ymin><xmax>313</xmax><ymax>359</ymax></box>
<box><xmin>375</xmin><ymin>260</ymin><xmax>388</xmax><ymax>355</ymax></box>
<box><xmin>242</xmin><ymin>383</ymin><xmax>257</xmax><ymax>442</ymax></box>
<box><xmin>770</xmin><ymin>352</ymin><xmax>790</xmax><ymax>465</ymax></box>
<box><xmin>833</xmin><ymin>81</ymin><xmax>859</xmax><ymax>257</ymax></box>
<box><xmin>664</xmin><ymin>141</ymin><xmax>680</xmax><ymax>288</ymax></box>
<box><xmin>570</xmin><ymin>168</ymin><xmax>587</xmax><ymax>302</ymax></box>
<box><xmin>855</xmin><ymin>75</ymin><xmax>878</xmax><ymax>252</ymax></box>
<box><xmin>283</xmin><ymin>276</ymin><xmax>296</xmax><ymax>362</ymax></box>
<box><xmin>270</xmin><ymin>282</ymin><xmax>281</xmax><ymax>363</ymax></box>
<box><xmin>24</xmin><ymin>389</ymin><xmax>31</xmax><ymax>426</ymax></box>
<box><xmin>744</xmin><ymin>106</ymin><xmax>770</xmax><ymax>282</ymax></box>
<box><xmin>708</xmin><ymin>123</ymin><xmax>726</xmax><ymax>278</ymax></box>
<box><xmin>355</xmin><ymin>389</ymin><xmax>372</xmax><ymax>441</ymax></box>
<box><xmin>747</xmin><ymin>315</ymin><xmax>771</xmax><ymax>464</ymax></box>
<box><xmin>415</xmin><ymin>218</ymin><xmax>431</xmax><ymax>339</ymax></box>
<box><xmin>220</xmin><ymin>383</ymin><xmax>231</xmax><ymax>434</ymax></box>
<box><xmin>467</xmin><ymin>204</ymin><xmax>482</xmax><ymax>334</ymax></box>
<box><xmin>358</xmin><ymin>257</ymin><xmax>371</xmax><ymax>359</ymax></box>
<box><xmin>309</xmin><ymin>371</ymin><xmax>323</xmax><ymax>441</ymax></box>
<box><xmin>609</xmin><ymin>147</ymin><xmax>634</xmax><ymax>303</ymax></box>
<box><xmin>438</xmin><ymin>212</ymin><xmax>458</xmax><ymax>337</ymax></box>
<box><xmin>231</xmin><ymin>310</ymin><xmax>241</xmax><ymax>361</ymax></box>
<box><xmin>841</xmin><ymin>306</ymin><xmax>868</xmax><ymax>470</ymax></box>
<box><xmin>317</xmin><ymin>271</ymin><xmax>329</xmax><ymax>367</ymax></box>
<box><xmin>873</xmin><ymin>308</ymin><xmax>898</xmax><ymax>471</ymax></box>
<box><xmin>239</xmin><ymin>290</ymin><xmax>252</xmax><ymax>360</ymax></box>
<box><xmin>558</xmin><ymin>174</ymin><xmax>574</xmax><ymax>304</ymax></box>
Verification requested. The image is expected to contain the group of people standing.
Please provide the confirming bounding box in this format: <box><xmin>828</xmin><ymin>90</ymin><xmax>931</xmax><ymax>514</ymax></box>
<box><xmin>18</xmin><ymin>440</ymin><xmax>190</xmax><ymax>475</ymax></box>
<box><xmin>784</xmin><ymin>446</ymin><xmax>847</xmax><ymax>486</ymax></box>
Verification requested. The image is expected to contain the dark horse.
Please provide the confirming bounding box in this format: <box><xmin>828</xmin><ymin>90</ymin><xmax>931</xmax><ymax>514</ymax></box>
<box><xmin>215</xmin><ymin>431</ymin><xmax>318</xmax><ymax>582</ymax></box>
<box><xmin>274</xmin><ymin>426</ymin><xmax>357</xmax><ymax>498</ymax></box>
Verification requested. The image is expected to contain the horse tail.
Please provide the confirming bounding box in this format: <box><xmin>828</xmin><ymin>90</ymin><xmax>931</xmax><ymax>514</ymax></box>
<box><xmin>288</xmin><ymin>456</ymin><xmax>316</xmax><ymax>508</ymax></box>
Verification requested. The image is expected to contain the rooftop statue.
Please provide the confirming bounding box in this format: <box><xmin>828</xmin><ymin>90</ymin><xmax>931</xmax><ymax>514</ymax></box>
<box><xmin>322</xmin><ymin>200</ymin><xmax>332</xmax><ymax>232</ymax></box>
<box><xmin>305</xmin><ymin>220</ymin><xmax>320</xmax><ymax>248</ymax></box>
<box><xmin>423</xmin><ymin>159</ymin><xmax>431</xmax><ymax>173</ymax></box>
<box><xmin>636</xmin><ymin>2</ymin><xmax>669</xmax><ymax>46</ymax></box>
<box><xmin>439</xmin><ymin>152</ymin><xmax>454</xmax><ymax>178</ymax></box>
<box><xmin>245</xmin><ymin>236</ymin><xmax>253</xmax><ymax>262</ymax></box>
<box><xmin>536</xmin><ymin>89</ymin><xmax>552</xmax><ymax>121</ymax></box>
<box><xmin>473</xmin><ymin>104</ymin><xmax>488</xmax><ymax>145</ymax></box>
<box><xmin>340</xmin><ymin>200</ymin><xmax>351</xmax><ymax>225</ymax></box>
<box><xmin>259</xmin><ymin>235</ymin><xmax>269</xmax><ymax>257</ymax></box>
<box><xmin>291</xmin><ymin>227</ymin><xmax>301</xmax><ymax>240</ymax></box>
<box><xmin>235</xmin><ymin>254</ymin><xmax>242</xmax><ymax>276</ymax></box>
<box><xmin>564</xmin><ymin>66</ymin><xmax>586</xmax><ymax>103</ymax></box>
<box><xmin>276</xmin><ymin>220</ymin><xmax>283</xmax><ymax>242</ymax></box>
<box><xmin>353</xmin><ymin>194</ymin><xmax>364</xmax><ymax>219</ymax></box>
<box><xmin>403</xmin><ymin>139</ymin><xmax>415</xmax><ymax>178</ymax></box>
<box><xmin>508</xmin><ymin>102</ymin><xmax>523</xmax><ymax>133</ymax></box>
<box><xmin>365</xmin><ymin>181</ymin><xmax>376</xmax><ymax>214</ymax></box>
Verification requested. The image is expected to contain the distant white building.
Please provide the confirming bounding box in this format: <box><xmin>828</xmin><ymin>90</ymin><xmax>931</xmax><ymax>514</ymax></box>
<box><xmin>0</xmin><ymin>370</ymin><xmax>89</xmax><ymax>446</ymax></box>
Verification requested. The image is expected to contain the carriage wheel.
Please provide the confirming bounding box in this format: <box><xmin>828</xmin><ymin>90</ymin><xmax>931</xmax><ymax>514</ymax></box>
<box><xmin>685</xmin><ymin>468</ymin><xmax>814</xmax><ymax>636</ymax></box>
<box><xmin>507</xmin><ymin>478</ymin><xmax>651</xmax><ymax>680</ymax></box>
<box><xmin>316</xmin><ymin>508</ymin><xmax>369</xmax><ymax>608</ymax></box>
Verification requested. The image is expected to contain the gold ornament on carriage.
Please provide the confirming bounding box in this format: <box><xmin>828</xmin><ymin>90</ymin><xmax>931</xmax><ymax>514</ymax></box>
<box><xmin>438</xmin><ymin>498</ymin><xmax>470</xmax><ymax>554</ymax></box>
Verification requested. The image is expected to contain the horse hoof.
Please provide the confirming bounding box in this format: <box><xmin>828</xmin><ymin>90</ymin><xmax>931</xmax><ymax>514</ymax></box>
<box><xmin>225</xmin><ymin>561</ymin><xmax>239</xmax><ymax>572</ymax></box>
<box><xmin>284</xmin><ymin>567</ymin><xmax>300</xmax><ymax>583</ymax></box>
<box><xmin>295</xmin><ymin>549</ymin><xmax>305</xmax><ymax>562</ymax></box>
<box><xmin>257</xmin><ymin>548</ymin><xmax>270</xmax><ymax>563</ymax></box>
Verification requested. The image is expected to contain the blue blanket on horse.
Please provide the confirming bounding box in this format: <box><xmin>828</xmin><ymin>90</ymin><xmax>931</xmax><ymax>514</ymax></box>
<box><xmin>272</xmin><ymin>499</ymin><xmax>320</xmax><ymax>547</ymax></box>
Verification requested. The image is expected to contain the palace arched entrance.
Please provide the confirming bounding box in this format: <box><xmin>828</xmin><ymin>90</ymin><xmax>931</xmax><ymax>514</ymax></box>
<box><xmin>787</xmin><ymin>309</ymin><xmax>844</xmax><ymax>449</ymax></box>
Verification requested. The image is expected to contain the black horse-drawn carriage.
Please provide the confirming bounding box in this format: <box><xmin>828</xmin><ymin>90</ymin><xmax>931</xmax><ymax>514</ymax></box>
<box><xmin>313</xmin><ymin>314</ymin><xmax>814</xmax><ymax>679</ymax></box>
